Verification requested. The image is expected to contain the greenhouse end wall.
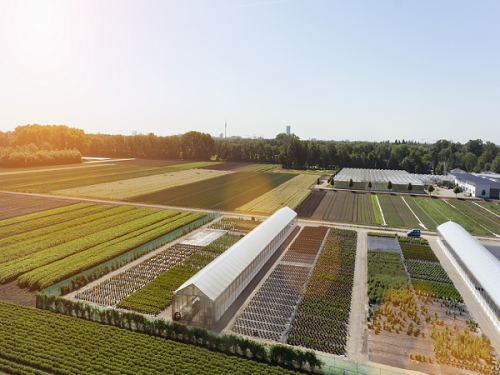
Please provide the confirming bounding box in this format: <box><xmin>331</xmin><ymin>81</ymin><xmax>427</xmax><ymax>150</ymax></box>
<box><xmin>172</xmin><ymin>208</ymin><xmax>298</xmax><ymax>326</ymax></box>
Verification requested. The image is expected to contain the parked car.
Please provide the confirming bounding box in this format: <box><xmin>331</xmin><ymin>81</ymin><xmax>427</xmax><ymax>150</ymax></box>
<box><xmin>407</xmin><ymin>229</ymin><xmax>421</xmax><ymax>238</ymax></box>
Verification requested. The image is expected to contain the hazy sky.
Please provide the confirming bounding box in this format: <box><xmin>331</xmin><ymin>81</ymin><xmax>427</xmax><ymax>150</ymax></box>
<box><xmin>0</xmin><ymin>0</ymin><xmax>499</xmax><ymax>143</ymax></box>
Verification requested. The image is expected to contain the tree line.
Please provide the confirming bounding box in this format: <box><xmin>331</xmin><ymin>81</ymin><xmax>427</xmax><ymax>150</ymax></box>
<box><xmin>2</xmin><ymin>124</ymin><xmax>499</xmax><ymax>174</ymax></box>
<box><xmin>0</xmin><ymin>144</ymin><xmax>81</xmax><ymax>168</ymax></box>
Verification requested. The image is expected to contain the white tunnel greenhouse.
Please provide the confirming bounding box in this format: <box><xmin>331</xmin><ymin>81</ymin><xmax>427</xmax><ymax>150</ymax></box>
<box><xmin>172</xmin><ymin>207</ymin><xmax>298</xmax><ymax>326</ymax></box>
<box><xmin>437</xmin><ymin>221</ymin><xmax>500</xmax><ymax>332</ymax></box>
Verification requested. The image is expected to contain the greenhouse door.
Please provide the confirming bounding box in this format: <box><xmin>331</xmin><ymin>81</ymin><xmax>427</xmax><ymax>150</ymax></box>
<box><xmin>491</xmin><ymin>189</ymin><xmax>499</xmax><ymax>199</ymax></box>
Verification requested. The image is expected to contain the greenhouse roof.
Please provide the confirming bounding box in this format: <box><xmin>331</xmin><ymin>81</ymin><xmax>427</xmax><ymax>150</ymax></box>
<box><xmin>438</xmin><ymin>221</ymin><xmax>500</xmax><ymax>309</ymax></box>
<box><xmin>175</xmin><ymin>207</ymin><xmax>297</xmax><ymax>301</ymax></box>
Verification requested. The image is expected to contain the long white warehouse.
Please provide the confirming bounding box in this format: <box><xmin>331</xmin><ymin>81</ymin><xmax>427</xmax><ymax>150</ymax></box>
<box><xmin>172</xmin><ymin>207</ymin><xmax>298</xmax><ymax>326</ymax></box>
<box><xmin>437</xmin><ymin>221</ymin><xmax>500</xmax><ymax>332</ymax></box>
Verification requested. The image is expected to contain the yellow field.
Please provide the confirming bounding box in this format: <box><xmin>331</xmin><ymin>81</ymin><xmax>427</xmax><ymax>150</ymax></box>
<box><xmin>54</xmin><ymin>169</ymin><xmax>232</xmax><ymax>200</ymax></box>
<box><xmin>235</xmin><ymin>174</ymin><xmax>316</xmax><ymax>214</ymax></box>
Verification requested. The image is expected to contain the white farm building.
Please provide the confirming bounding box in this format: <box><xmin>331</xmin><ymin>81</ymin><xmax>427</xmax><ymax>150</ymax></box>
<box><xmin>172</xmin><ymin>207</ymin><xmax>298</xmax><ymax>326</ymax></box>
<box><xmin>437</xmin><ymin>221</ymin><xmax>500</xmax><ymax>332</ymax></box>
<box><xmin>449</xmin><ymin>172</ymin><xmax>500</xmax><ymax>199</ymax></box>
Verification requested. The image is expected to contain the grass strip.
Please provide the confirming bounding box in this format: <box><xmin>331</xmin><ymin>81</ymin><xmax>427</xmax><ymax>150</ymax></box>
<box><xmin>0</xmin><ymin>203</ymin><xmax>92</xmax><ymax>228</ymax></box>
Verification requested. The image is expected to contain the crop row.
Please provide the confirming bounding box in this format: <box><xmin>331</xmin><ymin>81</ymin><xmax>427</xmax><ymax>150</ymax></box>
<box><xmin>76</xmin><ymin>243</ymin><xmax>200</xmax><ymax>305</ymax></box>
<box><xmin>115</xmin><ymin>233</ymin><xmax>241</xmax><ymax>314</ymax></box>
<box><xmin>400</xmin><ymin>243</ymin><xmax>438</xmax><ymax>262</ymax></box>
<box><xmin>412</xmin><ymin>279</ymin><xmax>463</xmax><ymax>302</ymax></box>
<box><xmin>0</xmin><ymin>161</ymin><xmax>220</xmax><ymax>193</ymax></box>
<box><xmin>404</xmin><ymin>260</ymin><xmax>453</xmax><ymax>285</ymax></box>
<box><xmin>0</xmin><ymin>202</ymin><xmax>92</xmax><ymax>229</ymax></box>
<box><xmin>236</xmin><ymin>164</ymin><xmax>280</xmax><ymax>172</ymax></box>
<box><xmin>129</xmin><ymin>171</ymin><xmax>295</xmax><ymax>210</ymax></box>
<box><xmin>117</xmin><ymin>267</ymin><xmax>195</xmax><ymax>314</ymax></box>
<box><xmin>411</xmin><ymin>198</ymin><xmax>491</xmax><ymax>237</ymax></box>
<box><xmin>0</xmin><ymin>203</ymin><xmax>103</xmax><ymax>239</ymax></box>
<box><xmin>0</xmin><ymin>209</ymin><xmax>181</xmax><ymax>284</ymax></box>
<box><xmin>55</xmin><ymin>168</ymin><xmax>231</xmax><ymax>200</ymax></box>
<box><xmin>448</xmin><ymin>200</ymin><xmax>500</xmax><ymax>236</ymax></box>
<box><xmin>463</xmin><ymin>201</ymin><xmax>500</xmax><ymax>226</ymax></box>
<box><xmin>20</xmin><ymin>212</ymin><xmax>206</xmax><ymax>290</ymax></box>
<box><xmin>0</xmin><ymin>300</ymin><xmax>304</xmax><ymax>375</ymax></box>
<box><xmin>208</xmin><ymin>217</ymin><xmax>262</xmax><ymax>233</ymax></box>
<box><xmin>0</xmin><ymin>205</ymin><xmax>141</xmax><ymax>263</ymax></box>
<box><xmin>287</xmin><ymin>228</ymin><xmax>357</xmax><ymax>355</ymax></box>
<box><xmin>237</xmin><ymin>174</ymin><xmax>317</xmax><ymax>214</ymax></box>
<box><xmin>232</xmin><ymin>227</ymin><xmax>328</xmax><ymax>341</ymax></box>
<box><xmin>367</xmin><ymin>250</ymin><xmax>409</xmax><ymax>305</ymax></box>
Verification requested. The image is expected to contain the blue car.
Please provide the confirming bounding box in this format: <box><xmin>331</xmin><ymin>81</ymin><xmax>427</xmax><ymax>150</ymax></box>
<box><xmin>407</xmin><ymin>229</ymin><xmax>421</xmax><ymax>238</ymax></box>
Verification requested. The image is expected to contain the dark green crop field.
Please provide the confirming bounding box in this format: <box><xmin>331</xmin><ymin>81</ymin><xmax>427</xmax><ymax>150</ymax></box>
<box><xmin>128</xmin><ymin>172</ymin><xmax>296</xmax><ymax>210</ymax></box>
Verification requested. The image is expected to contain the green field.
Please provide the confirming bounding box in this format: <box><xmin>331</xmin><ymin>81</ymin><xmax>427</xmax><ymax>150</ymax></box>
<box><xmin>0</xmin><ymin>301</ymin><xmax>299</xmax><ymax>375</ymax></box>
<box><xmin>236</xmin><ymin>164</ymin><xmax>280</xmax><ymax>172</ymax></box>
<box><xmin>410</xmin><ymin>198</ymin><xmax>493</xmax><ymax>236</ymax></box>
<box><xmin>0</xmin><ymin>203</ymin><xmax>205</xmax><ymax>290</ymax></box>
<box><xmin>0</xmin><ymin>161</ymin><xmax>220</xmax><ymax>193</ymax></box>
<box><xmin>128</xmin><ymin>172</ymin><xmax>296</xmax><ymax>210</ymax></box>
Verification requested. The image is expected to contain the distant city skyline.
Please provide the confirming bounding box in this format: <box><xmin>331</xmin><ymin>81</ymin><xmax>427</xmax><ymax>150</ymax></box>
<box><xmin>0</xmin><ymin>0</ymin><xmax>499</xmax><ymax>144</ymax></box>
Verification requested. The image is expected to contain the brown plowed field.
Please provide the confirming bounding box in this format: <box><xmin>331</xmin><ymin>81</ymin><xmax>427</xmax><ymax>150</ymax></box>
<box><xmin>295</xmin><ymin>190</ymin><xmax>326</xmax><ymax>217</ymax></box>
<box><xmin>282</xmin><ymin>226</ymin><xmax>329</xmax><ymax>264</ymax></box>
<box><xmin>0</xmin><ymin>193</ymin><xmax>72</xmax><ymax>221</ymax></box>
<box><xmin>0</xmin><ymin>281</ymin><xmax>37</xmax><ymax>307</ymax></box>
<box><xmin>298</xmin><ymin>191</ymin><xmax>374</xmax><ymax>225</ymax></box>
<box><xmin>312</xmin><ymin>191</ymin><xmax>346</xmax><ymax>222</ymax></box>
<box><xmin>110</xmin><ymin>159</ymin><xmax>192</xmax><ymax>167</ymax></box>
<box><xmin>198</xmin><ymin>162</ymin><xmax>256</xmax><ymax>171</ymax></box>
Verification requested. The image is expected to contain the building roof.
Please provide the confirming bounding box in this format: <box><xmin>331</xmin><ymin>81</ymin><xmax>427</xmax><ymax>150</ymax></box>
<box><xmin>438</xmin><ymin>221</ymin><xmax>500</xmax><ymax>310</ymax></box>
<box><xmin>175</xmin><ymin>207</ymin><xmax>297</xmax><ymax>301</ymax></box>
<box><xmin>450</xmin><ymin>172</ymin><xmax>500</xmax><ymax>185</ymax></box>
<box><xmin>450</xmin><ymin>168</ymin><xmax>466</xmax><ymax>173</ymax></box>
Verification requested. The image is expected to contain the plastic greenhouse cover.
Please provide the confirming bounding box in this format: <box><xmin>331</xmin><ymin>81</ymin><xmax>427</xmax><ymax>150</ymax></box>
<box><xmin>175</xmin><ymin>207</ymin><xmax>297</xmax><ymax>301</ymax></box>
<box><xmin>438</xmin><ymin>221</ymin><xmax>500</xmax><ymax>310</ymax></box>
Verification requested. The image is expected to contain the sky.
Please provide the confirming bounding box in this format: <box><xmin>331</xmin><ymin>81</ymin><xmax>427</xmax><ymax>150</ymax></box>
<box><xmin>0</xmin><ymin>0</ymin><xmax>499</xmax><ymax>143</ymax></box>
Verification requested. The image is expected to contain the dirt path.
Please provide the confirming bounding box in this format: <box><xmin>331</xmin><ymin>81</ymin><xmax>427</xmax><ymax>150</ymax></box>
<box><xmin>346</xmin><ymin>228</ymin><xmax>369</xmax><ymax>362</ymax></box>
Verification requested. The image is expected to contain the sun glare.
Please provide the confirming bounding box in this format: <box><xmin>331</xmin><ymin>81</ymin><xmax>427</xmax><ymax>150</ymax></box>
<box><xmin>30</xmin><ymin>3</ymin><xmax>52</xmax><ymax>33</ymax></box>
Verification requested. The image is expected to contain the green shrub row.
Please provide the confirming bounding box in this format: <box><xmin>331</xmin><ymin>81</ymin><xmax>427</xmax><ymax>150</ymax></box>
<box><xmin>0</xmin><ymin>209</ymin><xmax>180</xmax><ymax>284</ymax></box>
<box><xmin>0</xmin><ymin>205</ymin><xmax>140</xmax><ymax>262</ymax></box>
<box><xmin>28</xmin><ymin>297</ymin><xmax>322</xmax><ymax>373</ymax></box>
<box><xmin>400</xmin><ymin>243</ymin><xmax>438</xmax><ymax>262</ymax></box>
<box><xmin>0</xmin><ymin>202</ymin><xmax>91</xmax><ymax>228</ymax></box>
<box><xmin>21</xmin><ymin>212</ymin><xmax>205</xmax><ymax>290</ymax></box>
<box><xmin>0</xmin><ymin>204</ymin><xmax>109</xmax><ymax>240</ymax></box>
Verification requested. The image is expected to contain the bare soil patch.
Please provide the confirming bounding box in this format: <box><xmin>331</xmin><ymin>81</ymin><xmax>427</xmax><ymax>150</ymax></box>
<box><xmin>369</xmin><ymin>295</ymin><xmax>494</xmax><ymax>375</ymax></box>
<box><xmin>0</xmin><ymin>193</ymin><xmax>72</xmax><ymax>220</ymax></box>
<box><xmin>0</xmin><ymin>281</ymin><xmax>37</xmax><ymax>307</ymax></box>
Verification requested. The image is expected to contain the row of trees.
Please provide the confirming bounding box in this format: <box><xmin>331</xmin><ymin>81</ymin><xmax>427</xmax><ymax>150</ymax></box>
<box><xmin>2</xmin><ymin>125</ymin><xmax>499</xmax><ymax>174</ymax></box>
<box><xmin>0</xmin><ymin>144</ymin><xmax>81</xmax><ymax>168</ymax></box>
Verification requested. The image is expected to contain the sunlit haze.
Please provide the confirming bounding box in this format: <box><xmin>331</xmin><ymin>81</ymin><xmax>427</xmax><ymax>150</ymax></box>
<box><xmin>0</xmin><ymin>0</ymin><xmax>499</xmax><ymax>143</ymax></box>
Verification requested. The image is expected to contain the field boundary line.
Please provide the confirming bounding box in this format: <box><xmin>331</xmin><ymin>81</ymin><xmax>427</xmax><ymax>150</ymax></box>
<box><xmin>473</xmin><ymin>201</ymin><xmax>500</xmax><ymax>219</ymax></box>
<box><xmin>401</xmin><ymin>197</ymin><xmax>427</xmax><ymax>229</ymax></box>
<box><xmin>375</xmin><ymin>195</ymin><xmax>387</xmax><ymax>226</ymax></box>
<box><xmin>444</xmin><ymin>200</ymin><xmax>500</xmax><ymax>238</ymax></box>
